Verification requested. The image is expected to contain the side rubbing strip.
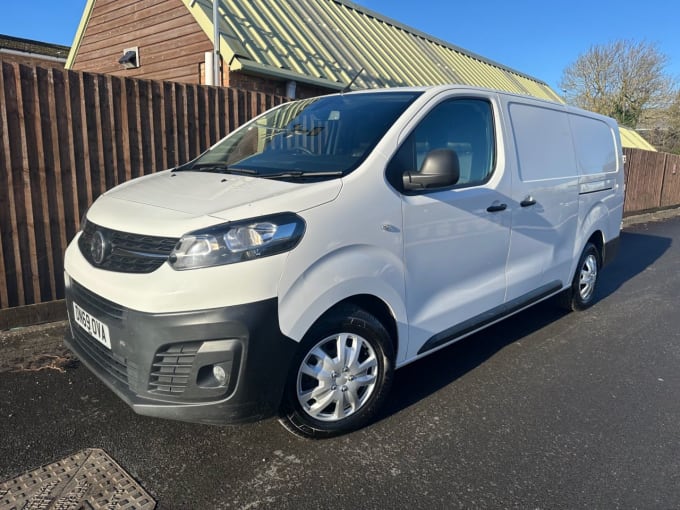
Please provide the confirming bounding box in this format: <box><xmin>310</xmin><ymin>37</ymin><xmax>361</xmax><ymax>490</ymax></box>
<box><xmin>579</xmin><ymin>177</ymin><xmax>616</xmax><ymax>195</ymax></box>
<box><xmin>417</xmin><ymin>281</ymin><xmax>562</xmax><ymax>355</ymax></box>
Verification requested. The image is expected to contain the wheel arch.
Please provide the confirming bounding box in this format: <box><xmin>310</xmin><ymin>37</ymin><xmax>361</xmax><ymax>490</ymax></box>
<box><xmin>586</xmin><ymin>230</ymin><xmax>604</xmax><ymax>265</ymax></box>
<box><xmin>574</xmin><ymin>200</ymin><xmax>610</xmax><ymax>274</ymax></box>
<box><xmin>278</xmin><ymin>244</ymin><xmax>407</xmax><ymax>362</ymax></box>
<box><xmin>311</xmin><ymin>295</ymin><xmax>399</xmax><ymax>359</ymax></box>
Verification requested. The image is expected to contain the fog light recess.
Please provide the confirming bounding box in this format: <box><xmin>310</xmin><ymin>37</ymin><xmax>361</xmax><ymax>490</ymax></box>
<box><xmin>197</xmin><ymin>363</ymin><xmax>229</xmax><ymax>388</ymax></box>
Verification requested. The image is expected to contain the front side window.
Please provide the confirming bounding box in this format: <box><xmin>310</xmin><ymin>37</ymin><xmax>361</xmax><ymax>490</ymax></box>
<box><xmin>387</xmin><ymin>98</ymin><xmax>496</xmax><ymax>191</ymax></box>
<box><xmin>183</xmin><ymin>91</ymin><xmax>421</xmax><ymax>181</ymax></box>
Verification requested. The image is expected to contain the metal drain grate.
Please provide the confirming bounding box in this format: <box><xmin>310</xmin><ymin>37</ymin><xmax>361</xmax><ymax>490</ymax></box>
<box><xmin>0</xmin><ymin>448</ymin><xmax>156</xmax><ymax>510</ymax></box>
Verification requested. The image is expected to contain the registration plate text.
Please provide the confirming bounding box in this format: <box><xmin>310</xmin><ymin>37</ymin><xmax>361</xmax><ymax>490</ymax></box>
<box><xmin>73</xmin><ymin>302</ymin><xmax>111</xmax><ymax>349</ymax></box>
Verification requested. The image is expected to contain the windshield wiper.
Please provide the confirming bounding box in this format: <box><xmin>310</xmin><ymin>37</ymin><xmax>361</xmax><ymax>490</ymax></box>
<box><xmin>180</xmin><ymin>165</ymin><xmax>341</xmax><ymax>180</ymax></box>
<box><xmin>260</xmin><ymin>170</ymin><xmax>343</xmax><ymax>180</ymax></box>
<box><xmin>189</xmin><ymin>164</ymin><xmax>258</xmax><ymax>175</ymax></box>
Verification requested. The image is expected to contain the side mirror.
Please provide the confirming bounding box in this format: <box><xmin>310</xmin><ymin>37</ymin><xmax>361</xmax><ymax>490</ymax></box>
<box><xmin>402</xmin><ymin>149</ymin><xmax>460</xmax><ymax>191</ymax></box>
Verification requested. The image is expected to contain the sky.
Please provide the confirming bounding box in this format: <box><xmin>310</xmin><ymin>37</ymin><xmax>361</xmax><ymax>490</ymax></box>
<box><xmin>0</xmin><ymin>0</ymin><xmax>678</xmax><ymax>92</ymax></box>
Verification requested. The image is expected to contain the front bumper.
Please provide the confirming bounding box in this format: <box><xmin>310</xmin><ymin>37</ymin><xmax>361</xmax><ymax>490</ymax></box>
<box><xmin>64</xmin><ymin>276</ymin><xmax>297</xmax><ymax>425</ymax></box>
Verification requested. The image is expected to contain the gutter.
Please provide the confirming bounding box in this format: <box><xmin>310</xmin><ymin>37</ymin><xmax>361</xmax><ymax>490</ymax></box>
<box><xmin>229</xmin><ymin>57</ymin><xmax>346</xmax><ymax>91</ymax></box>
<box><xmin>0</xmin><ymin>49</ymin><xmax>66</xmax><ymax>63</ymax></box>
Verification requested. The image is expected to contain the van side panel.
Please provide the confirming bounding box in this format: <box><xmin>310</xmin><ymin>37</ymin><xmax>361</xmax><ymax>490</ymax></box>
<box><xmin>504</xmin><ymin>100</ymin><xmax>579</xmax><ymax>301</ymax></box>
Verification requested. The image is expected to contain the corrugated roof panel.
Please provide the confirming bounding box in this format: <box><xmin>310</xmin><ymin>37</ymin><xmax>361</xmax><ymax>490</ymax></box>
<box><xmin>454</xmin><ymin>51</ymin><xmax>496</xmax><ymax>89</ymax></box>
<box><xmin>494</xmin><ymin>68</ymin><xmax>529</xmax><ymax>95</ymax></box>
<box><xmin>428</xmin><ymin>46</ymin><xmax>459</xmax><ymax>83</ymax></box>
<box><xmin>218</xmin><ymin>0</ymin><xmax>558</xmax><ymax>96</ymax></box>
<box><xmin>463</xmin><ymin>53</ymin><xmax>501</xmax><ymax>90</ymax></box>
<box><xmin>477</xmin><ymin>61</ymin><xmax>519</xmax><ymax>92</ymax></box>
<box><xmin>461</xmin><ymin>54</ymin><xmax>506</xmax><ymax>90</ymax></box>
<box><xmin>456</xmin><ymin>55</ymin><xmax>486</xmax><ymax>87</ymax></box>
<box><xmin>371</xmin><ymin>19</ymin><xmax>441</xmax><ymax>86</ymax></box>
<box><xmin>293</xmin><ymin>2</ymin><xmax>360</xmax><ymax>83</ymax></box>
<box><xmin>380</xmin><ymin>26</ymin><xmax>445</xmax><ymax>86</ymax></box>
<box><xmin>492</xmin><ymin>66</ymin><xmax>532</xmax><ymax>94</ymax></box>
<box><xmin>355</xmin><ymin>14</ymin><xmax>420</xmax><ymax>86</ymax></box>
<box><xmin>620</xmin><ymin>127</ymin><xmax>656</xmax><ymax>151</ymax></box>
<box><xmin>293</xmin><ymin>0</ymin><xmax>359</xmax><ymax>80</ymax></box>
<box><xmin>333</xmin><ymin>7</ymin><xmax>397</xmax><ymax>83</ymax></box>
<box><xmin>513</xmin><ymin>75</ymin><xmax>553</xmax><ymax>101</ymax></box>
<box><xmin>411</xmin><ymin>37</ymin><xmax>461</xmax><ymax>85</ymax></box>
<box><xmin>220</xmin><ymin>1</ymin><xmax>259</xmax><ymax>58</ymax></box>
<box><xmin>314</xmin><ymin>1</ymin><xmax>369</xmax><ymax>82</ymax></box>
<box><xmin>282</xmin><ymin>0</ymin><xmax>346</xmax><ymax>81</ymax></box>
<box><xmin>545</xmin><ymin>85</ymin><xmax>563</xmax><ymax>102</ymax></box>
<box><xmin>313</xmin><ymin>0</ymin><xmax>392</xmax><ymax>86</ymax></box>
<box><xmin>252</xmin><ymin>0</ymin><xmax>328</xmax><ymax>79</ymax></box>
<box><xmin>244</xmin><ymin>2</ymin><xmax>289</xmax><ymax>70</ymax></box>
<box><xmin>270</xmin><ymin>1</ymin><xmax>324</xmax><ymax>75</ymax></box>
<box><xmin>455</xmin><ymin>53</ymin><xmax>489</xmax><ymax>87</ymax></box>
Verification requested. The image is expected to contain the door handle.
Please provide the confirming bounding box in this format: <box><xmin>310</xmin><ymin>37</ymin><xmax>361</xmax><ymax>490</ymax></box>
<box><xmin>520</xmin><ymin>196</ymin><xmax>537</xmax><ymax>207</ymax></box>
<box><xmin>486</xmin><ymin>202</ymin><xmax>507</xmax><ymax>213</ymax></box>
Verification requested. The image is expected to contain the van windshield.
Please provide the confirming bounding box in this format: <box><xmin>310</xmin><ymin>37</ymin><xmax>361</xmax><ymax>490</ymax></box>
<box><xmin>184</xmin><ymin>91</ymin><xmax>421</xmax><ymax>181</ymax></box>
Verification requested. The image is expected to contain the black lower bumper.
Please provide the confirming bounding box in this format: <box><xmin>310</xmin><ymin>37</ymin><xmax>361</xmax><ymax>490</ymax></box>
<box><xmin>64</xmin><ymin>278</ymin><xmax>297</xmax><ymax>425</ymax></box>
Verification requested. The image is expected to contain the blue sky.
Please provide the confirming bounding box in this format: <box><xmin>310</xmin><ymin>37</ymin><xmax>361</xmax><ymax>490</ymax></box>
<box><xmin>1</xmin><ymin>0</ymin><xmax>678</xmax><ymax>92</ymax></box>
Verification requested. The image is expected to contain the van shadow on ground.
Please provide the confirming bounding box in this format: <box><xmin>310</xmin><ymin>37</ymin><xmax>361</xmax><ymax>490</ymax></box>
<box><xmin>379</xmin><ymin>229</ymin><xmax>672</xmax><ymax>421</ymax></box>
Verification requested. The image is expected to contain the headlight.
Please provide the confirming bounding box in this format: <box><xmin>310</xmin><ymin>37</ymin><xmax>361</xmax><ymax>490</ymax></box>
<box><xmin>168</xmin><ymin>213</ymin><xmax>305</xmax><ymax>270</ymax></box>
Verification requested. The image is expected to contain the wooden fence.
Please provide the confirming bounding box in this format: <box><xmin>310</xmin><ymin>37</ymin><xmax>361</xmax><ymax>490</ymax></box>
<box><xmin>623</xmin><ymin>148</ymin><xmax>680</xmax><ymax>214</ymax></box>
<box><xmin>2</xmin><ymin>61</ymin><xmax>680</xmax><ymax>311</ymax></box>
<box><xmin>0</xmin><ymin>61</ymin><xmax>285</xmax><ymax>310</ymax></box>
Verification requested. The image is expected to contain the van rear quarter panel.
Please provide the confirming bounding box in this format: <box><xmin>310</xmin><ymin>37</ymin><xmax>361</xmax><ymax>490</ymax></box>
<box><xmin>568</xmin><ymin>110</ymin><xmax>625</xmax><ymax>267</ymax></box>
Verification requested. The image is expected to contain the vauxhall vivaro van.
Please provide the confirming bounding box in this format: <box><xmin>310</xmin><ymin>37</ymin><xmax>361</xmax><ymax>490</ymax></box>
<box><xmin>64</xmin><ymin>85</ymin><xmax>624</xmax><ymax>437</ymax></box>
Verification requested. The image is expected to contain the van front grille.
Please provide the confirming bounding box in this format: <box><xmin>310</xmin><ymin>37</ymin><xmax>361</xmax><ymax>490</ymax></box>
<box><xmin>70</xmin><ymin>279</ymin><xmax>124</xmax><ymax>321</ymax></box>
<box><xmin>78</xmin><ymin>221</ymin><xmax>179</xmax><ymax>273</ymax></box>
<box><xmin>71</xmin><ymin>325</ymin><xmax>129</xmax><ymax>387</ymax></box>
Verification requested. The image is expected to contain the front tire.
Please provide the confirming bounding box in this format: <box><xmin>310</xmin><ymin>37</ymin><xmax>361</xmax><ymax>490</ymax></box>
<box><xmin>279</xmin><ymin>305</ymin><xmax>394</xmax><ymax>439</ymax></box>
<box><xmin>559</xmin><ymin>242</ymin><xmax>600</xmax><ymax>311</ymax></box>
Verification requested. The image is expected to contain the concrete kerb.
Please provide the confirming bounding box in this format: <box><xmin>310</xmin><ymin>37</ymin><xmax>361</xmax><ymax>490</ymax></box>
<box><xmin>622</xmin><ymin>205</ymin><xmax>680</xmax><ymax>228</ymax></box>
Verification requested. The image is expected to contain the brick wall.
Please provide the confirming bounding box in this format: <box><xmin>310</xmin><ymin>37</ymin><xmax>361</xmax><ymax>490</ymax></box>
<box><xmin>227</xmin><ymin>70</ymin><xmax>334</xmax><ymax>100</ymax></box>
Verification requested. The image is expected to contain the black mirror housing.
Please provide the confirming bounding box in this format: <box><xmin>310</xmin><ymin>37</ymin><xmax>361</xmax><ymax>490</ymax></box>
<box><xmin>402</xmin><ymin>149</ymin><xmax>460</xmax><ymax>191</ymax></box>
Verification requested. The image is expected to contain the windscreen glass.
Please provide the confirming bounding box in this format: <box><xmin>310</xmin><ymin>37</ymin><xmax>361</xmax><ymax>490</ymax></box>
<box><xmin>186</xmin><ymin>91</ymin><xmax>421</xmax><ymax>180</ymax></box>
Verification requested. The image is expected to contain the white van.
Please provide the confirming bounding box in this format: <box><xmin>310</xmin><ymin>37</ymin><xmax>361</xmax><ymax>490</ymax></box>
<box><xmin>64</xmin><ymin>85</ymin><xmax>624</xmax><ymax>437</ymax></box>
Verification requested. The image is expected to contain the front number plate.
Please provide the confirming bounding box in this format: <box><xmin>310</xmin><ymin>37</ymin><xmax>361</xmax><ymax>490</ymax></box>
<box><xmin>73</xmin><ymin>302</ymin><xmax>111</xmax><ymax>349</ymax></box>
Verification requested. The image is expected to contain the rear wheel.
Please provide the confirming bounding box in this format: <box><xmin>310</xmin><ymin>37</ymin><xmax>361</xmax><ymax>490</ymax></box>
<box><xmin>559</xmin><ymin>242</ymin><xmax>600</xmax><ymax>311</ymax></box>
<box><xmin>279</xmin><ymin>305</ymin><xmax>394</xmax><ymax>439</ymax></box>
